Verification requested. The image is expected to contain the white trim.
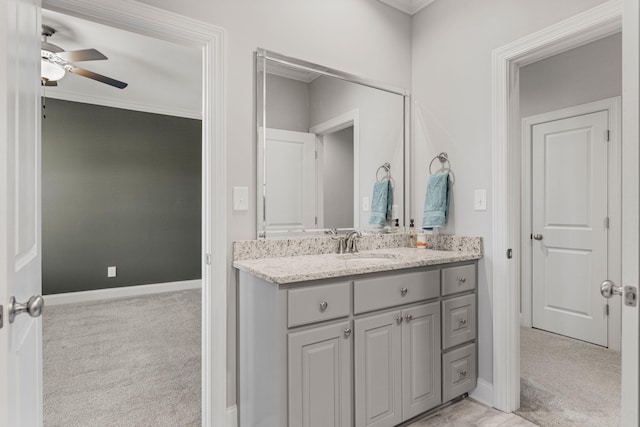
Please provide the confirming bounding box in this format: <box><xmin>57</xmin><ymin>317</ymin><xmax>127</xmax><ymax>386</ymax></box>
<box><xmin>226</xmin><ymin>405</ymin><xmax>237</xmax><ymax>427</ymax></box>
<box><xmin>491</xmin><ymin>0</ymin><xmax>622</xmax><ymax>413</ymax></box>
<box><xmin>41</xmin><ymin>1</ymin><xmax>227</xmax><ymax>426</ymax></box>
<box><xmin>520</xmin><ymin>97</ymin><xmax>622</xmax><ymax>351</ymax></box>
<box><xmin>470</xmin><ymin>378</ymin><xmax>494</xmax><ymax>408</ymax></box>
<box><xmin>45</xmin><ymin>90</ymin><xmax>202</xmax><ymax>120</ymax></box>
<box><xmin>310</xmin><ymin>109</ymin><xmax>360</xmax><ymax>229</ymax></box>
<box><xmin>44</xmin><ymin>279</ymin><xmax>202</xmax><ymax>306</ymax></box>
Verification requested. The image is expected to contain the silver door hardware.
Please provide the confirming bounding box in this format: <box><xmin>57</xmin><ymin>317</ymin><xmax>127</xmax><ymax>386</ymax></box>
<box><xmin>506</xmin><ymin>248</ymin><xmax>513</xmax><ymax>259</ymax></box>
<box><xmin>533</xmin><ymin>234</ymin><xmax>543</xmax><ymax>240</ymax></box>
<box><xmin>343</xmin><ymin>328</ymin><xmax>352</xmax><ymax>338</ymax></box>
<box><xmin>8</xmin><ymin>295</ymin><xmax>44</xmax><ymax>323</ymax></box>
<box><xmin>400</xmin><ymin>287</ymin><xmax>408</xmax><ymax>296</ymax></box>
<box><xmin>457</xmin><ymin>276</ymin><xmax>467</xmax><ymax>284</ymax></box>
<box><xmin>404</xmin><ymin>314</ymin><xmax>413</xmax><ymax>321</ymax></box>
<box><xmin>0</xmin><ymin>305</ymin><xmax>3</xmax><ymax>329</ymax></box>
<box><xmin>395</xmin><ymin>315</ymin><xmax>403</xmax><ymax>324</ymax></box>
<box><xmin>319</xmin><ymin>301</ymin><xmax>328</xmax><ymax>311</ymax></box>
<box><xmin>601</xmin><ymin>280</ymin><xmax>638</xmax><ymax>307</ymax></box>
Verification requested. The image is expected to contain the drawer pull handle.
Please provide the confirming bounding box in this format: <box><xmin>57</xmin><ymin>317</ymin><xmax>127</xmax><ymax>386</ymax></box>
<box><xmin>395</xmin><ymin>315</ymin><xmax>403</xmax><ymax>324</ymax></box>
<box><xmin>319</xmin><ymin>301</ymin><xmax>328</xmax><ymax>311</ymax></box>
<box><xmin>400</xmin><ymin>287</ymin><xmax>408</xmax><ymax>296</ymax></box>
<box><xmin>404</xmin><ymin>314</ymin><xmax>413</xmax><ymax>321</ymax></box>
<box><xmin>458</xmin><ymin>276</ymin><xmax>467</xmax><ymax>284</ymax></box>
<box><xmin>458</xmin><ymin>319</ymin><xmax>467</xmax><ymax>327</ymax></box>
<box><xmin>459</xmin><ymin>370</ymin><xmax>467</xmax><ymax>378</ymax></box>
<box><xmin>344</xmin><ymin>328</ymin><xmax>352</xmax><ymax>337</ymax></box>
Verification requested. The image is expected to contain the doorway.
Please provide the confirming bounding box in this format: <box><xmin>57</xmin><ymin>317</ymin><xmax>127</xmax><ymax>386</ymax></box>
<box><xmin>489</xmin><ymin>1</ymin><xmax>638</xmax><ymax>423</ymax></box>
<box><xmin>38</xmin><ymin>0</ymin><xmax>227</xmax><ymax>425</ymax></box>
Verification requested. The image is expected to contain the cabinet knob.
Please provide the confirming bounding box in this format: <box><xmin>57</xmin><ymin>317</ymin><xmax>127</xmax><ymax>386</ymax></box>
<box><xmin>400</xmin><ymin>287</ymin><xmax>408</xmax><ymax>296</ymax></box>
<box><xmin>319</xmin><ymin>301</ymin><xmax>328</xmax><ymax>311</ymax></box>
<box><xmin>395</xmin><ymin>315</ymin><xmax>403</xmax><ymax>324</ymax></box>
<box><xmin>457</xmin><ymin>276</ymin><xmax>466</xmax><ymax>284</ymax></box>
<box><xmin>458</xmin><ymin>319</ymin><xmax>467</xmax><ymax>327</ymax></box>
<box><xmin>459</xmin><ymin>370</ymin><xmax>467</xmax><ymax>379</ymax></box>
<box><xmin>404</xmin><ymin>314</ymin><xmax>413</xmax><ymax>322</ymax></box>
<box><xmin>344</xmin><ymin>328</ymin><xmax>352</xmax><ymax>337</ymax></box>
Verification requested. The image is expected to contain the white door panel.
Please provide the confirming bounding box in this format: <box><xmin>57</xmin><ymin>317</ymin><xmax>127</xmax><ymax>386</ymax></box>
<box><xmin>532</xmin><ymin>110</ymin><xmax>608</xmax><ymax>346</ymax></box>
<box><xmin>263</xmin><ymin>128</ymin><xmax>316</xmax><ymax>231</ymax></box>
<box><xmin>0</xmin><ymin>0</ymin><xmax>43</xmax><ymax>425</ymax></box>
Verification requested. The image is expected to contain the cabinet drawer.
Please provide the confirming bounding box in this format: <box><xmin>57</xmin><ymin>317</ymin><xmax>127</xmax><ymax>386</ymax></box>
<box><xmin>442</xmin><ymin>343</ymin><xmax>477</xmax><ymax>402</ymax></box>
<box><xmin>288</xmin><ymin>282</ymin><xmax>351</xmax><ymax>327</ymax></box>
<box><xmin>442</xmin><ymin>294</ymin><xmax>476</xmax><ymax>350</ymax></box>
<box><xmin>353</xmin><ymin>270</ymin><xmax>439</xmax><ymax>314</ymax></box>
<box><xmin>441</xmin><ymin>264</ymin><xmax>476</xmax><ymax>296</ymax></box>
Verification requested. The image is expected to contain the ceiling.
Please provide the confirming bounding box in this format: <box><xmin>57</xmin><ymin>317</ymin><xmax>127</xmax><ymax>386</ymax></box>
<box><xmin>377</xmin><ymin>0</ymin><xmax>437</xmax><ymax>15</ymax></box>
<box><xmin>42</xmin><ymin>9</ymin><xmax>202</xmax><ymax>119</ymax></box>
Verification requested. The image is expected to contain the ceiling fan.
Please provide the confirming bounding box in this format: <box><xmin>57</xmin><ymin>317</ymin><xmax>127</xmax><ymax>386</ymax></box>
<box><xmin>41</xmin><ymin>24</ymin><xmax>128</xmax><ymax>89</ymax></box>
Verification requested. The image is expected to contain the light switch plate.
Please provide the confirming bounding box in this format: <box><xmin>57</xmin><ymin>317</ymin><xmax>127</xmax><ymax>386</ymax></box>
<box><xmin>233</xmin><ymin>187</ymin><xmax>249</xmax><ymax>211</ymax></box>
<box><xmin>107</xmin><ymin>266</ymin><xmax>117</xmax><ymax>278</ymax></box>
<box><xmin>474</xmin><ymin>189</ymin><xmax>487</xmax><ymax>211</ymax></box>
<box><xmin>362</xmin><ymin>196</ymin><xmax>370</xmax><ymax>212</ymax></box>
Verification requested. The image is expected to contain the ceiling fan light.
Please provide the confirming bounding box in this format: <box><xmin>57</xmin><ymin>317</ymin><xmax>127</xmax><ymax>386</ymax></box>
<box><xmin>41</xmin><ymin>59</ymin><xmax>65</xmax><ymax>82</ymax></box>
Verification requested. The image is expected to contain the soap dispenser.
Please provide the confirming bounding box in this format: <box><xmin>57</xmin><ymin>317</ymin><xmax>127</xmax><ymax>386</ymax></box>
<box><xmin>408</xmin><ymin>219</ymin><xmax>417</xmax><ymax>247</ymax></box>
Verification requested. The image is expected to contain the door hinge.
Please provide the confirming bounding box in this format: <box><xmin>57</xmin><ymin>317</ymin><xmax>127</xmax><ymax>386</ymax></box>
<box><xmin>605</xmin><ymin>304</ymin><xmax>609</xmax><ymax>316</ymax></box>
<box><xmin>605</xmin><ymin>217</ymin><xmax>610</xmax><ymax>229</ymax></box>
<box><xmin>315</xmin><ymin>216</ymin><xmax>318</xmax><ymax>225</ymax></box>
<box><xmin>606</xmin><ymin>130</ymin><xmax>610</xmax><ymax>142</ymax></box>
<box><xmin>205</xmin><ymin>253</ymin><xmax>212</xmax><ymax>265</ymax></box>
<box><xmin>0</xmin><ymin>304</ymin><xmax>3</xmax><ymax>329</ymax></box>
<box><xmin>315</xmin><ymin>150</ymin><xmax>318</xmax><ymax>159</ymax></box>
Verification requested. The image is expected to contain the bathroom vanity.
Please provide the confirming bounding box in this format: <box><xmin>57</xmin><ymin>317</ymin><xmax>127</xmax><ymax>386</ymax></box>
<box><xmin>235</xmin><ymin>241</ymin><xmax>481</xmax><ymax>427</ymax></box>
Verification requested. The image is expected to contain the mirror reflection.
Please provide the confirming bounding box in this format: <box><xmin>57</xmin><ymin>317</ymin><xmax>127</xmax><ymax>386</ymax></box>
<box><xmin>256</xmin><ymin>49</ymin><xmax>407</xmax><ymax>238</ymax></box>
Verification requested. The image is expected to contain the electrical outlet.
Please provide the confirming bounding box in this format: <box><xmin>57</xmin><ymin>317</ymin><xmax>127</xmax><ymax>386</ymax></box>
<box><xmin>107</xmin><ymin>266</ymin><xmax>117</xmax><ymax>278</ymax></box>
<box><xmin>362</xmin><ymin>196</ymin><xmax>370</xmax><ymax>212</ymax></box>
<box><xmin>233</xmin><ymin>187</ymin><xmax>249</xmax><ymax>211</ymax></box>
<box><xmin>474</xmin><ymin>189</ymin><xmax>487</xmax><ymax>211</ymax></box>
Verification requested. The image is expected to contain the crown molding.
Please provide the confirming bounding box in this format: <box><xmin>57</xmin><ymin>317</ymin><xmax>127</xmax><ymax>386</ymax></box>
<box><xmin>377</xmin><ymin>0</ymin><xmax>436</xmax><ymax>16</ymax></box>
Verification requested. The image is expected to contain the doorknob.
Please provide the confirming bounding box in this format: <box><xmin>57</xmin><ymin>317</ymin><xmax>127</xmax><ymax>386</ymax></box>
<box><xmin>8</xmin><ymin>295</ymin><xmax>44</xmax><ymax>323</ymax></box>
<box><xmin>600</xmin><ymin>280</ymin><xmax>622</xmax><ymax>299</ymax></box>
<box><xmin>601</xmin><ymin>280</ymin><xmax>638</xmax><ymax>307</ymax></box>
<box><xmin>533</xmin><ymin>234</ymin><xmax>543</xmax><ymax>240</ymax></box>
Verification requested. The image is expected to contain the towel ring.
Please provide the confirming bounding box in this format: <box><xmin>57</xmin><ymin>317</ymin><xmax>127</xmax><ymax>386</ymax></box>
<box><xmin>429</xmin><ymin>152</ymin><xmax>450</xmax><ymax>175</ymax></box>
<box><xmin>376</xmin><ymin>162</ymin><xmax>391</xmax><ymax>182</ymax></box>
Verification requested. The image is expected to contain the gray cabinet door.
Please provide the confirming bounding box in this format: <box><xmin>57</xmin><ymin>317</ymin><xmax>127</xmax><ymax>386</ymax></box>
<box><xmin>288</xmin><ymin>321</ymin><xmax>352</xmax><ymax>427</ymax></box>
<box><xmin>355</xmin><ymin>310</ymin><xmax>403</xmax><ymax>427</ymax></box>
<box><xmin>401</xmin><ymin>302</ymin><xmax>442</xmax><ymax>420</ymax></box>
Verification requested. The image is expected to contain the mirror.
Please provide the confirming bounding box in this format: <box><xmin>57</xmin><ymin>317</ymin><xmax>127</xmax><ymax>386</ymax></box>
<box><xmin>256</xmin><ymin>48</ymin><xmax>408</xmax><ymax>238</ymax></box>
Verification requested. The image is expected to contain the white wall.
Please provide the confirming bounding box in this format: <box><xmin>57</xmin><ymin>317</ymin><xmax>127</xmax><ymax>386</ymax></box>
<box><xmin>323</xmin><ymin>127</ymin><xmax>354</xmax><ymax>228</ymax></box>
<box><xmin>265</xmin><ymin>73</ymin><xmax>310</xmax><ymax>132</ymax></box>
<box><xmin>134</xmin><ymin>0</ymin><xmax>412</xmax><ymax>407</ymax></box>
<box><xmin>411</xmin><ymin>0</ymin><xmax>609</xmax><ymax>389</ymax></box>
<box><xmin>520</xmin><ymin>33</ymin><xmax>622</xmax><ymax>118</ymax></box>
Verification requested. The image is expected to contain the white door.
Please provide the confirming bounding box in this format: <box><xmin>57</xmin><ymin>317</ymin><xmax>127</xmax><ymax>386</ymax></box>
<box><xmin>0</xmin><ymin>0</ymin><xmax>44</xmax><ymax>425</ymax></box>
<box><xmin>264</xmin><ymin>128</ymin><xmax>317</xmax><ymax>231</ymax></box>
<box><xmin>531</xmin><ymin>110</ymin><xmax>609</xmax><ymax>346</ymax></box>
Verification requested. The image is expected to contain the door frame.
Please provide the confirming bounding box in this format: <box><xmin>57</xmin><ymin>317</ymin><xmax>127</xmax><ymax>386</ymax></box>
<box><xmin>520</xmin><ymin>97</ymin><xmax>622</xmax><ymax>351</ymax></box>
<box><xmin>41</xmin><ymin>0</ymin><xmax>228</xmax><ymax>426</ymax></box>
<box><xmin>490</xmin><ymin>0</ymin><xmax>625</xmax><ymax>414</ymax></box>
<box><xmin>309</xmin><ymin>109</ymin><xmax>360</xmax><ymax>229</ymax></box>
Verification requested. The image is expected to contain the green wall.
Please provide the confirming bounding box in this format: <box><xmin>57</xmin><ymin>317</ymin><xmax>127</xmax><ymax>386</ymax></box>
<box><xmin>42</xmin><ymin>99</ymin><xmax>201</xmax><ymax>294</ymax></box>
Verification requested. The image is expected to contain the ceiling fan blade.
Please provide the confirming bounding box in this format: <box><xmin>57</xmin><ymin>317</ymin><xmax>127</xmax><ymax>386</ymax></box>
<box><xmin>69</xmin><ymin>66</ymin><xmax>128</xmax><ymax>89</ymax></box>
<box><xmin>57</xmin><ymin>48</ymin><xmax>108</xmax><ymax>62</ymax></box>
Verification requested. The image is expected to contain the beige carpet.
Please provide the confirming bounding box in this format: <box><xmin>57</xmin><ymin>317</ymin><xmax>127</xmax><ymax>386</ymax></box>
<box><xmin>516</xmin><ymin>327</ymin><xmax>620</xmax><ymax>427</ymax></box>
<box><xmin>43</xmin><ymin>289</ymin><xmax>201</xmax><ymax>427</ymax></box>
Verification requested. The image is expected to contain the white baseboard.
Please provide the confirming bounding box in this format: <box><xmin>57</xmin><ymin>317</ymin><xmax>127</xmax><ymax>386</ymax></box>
<box><xmin>226</xmin><ymin>405</ymin><xmax>237</xmax><ymax>427</ymax></box>
<box><xmin>470</xmin><ymin>378</ymin><xmax>494</xmax><ymax>408</ymax></box>
<box><xmin>44</xmin><ymin>279</ymin><xmax>202</xmax><ymax>306</ymax></box>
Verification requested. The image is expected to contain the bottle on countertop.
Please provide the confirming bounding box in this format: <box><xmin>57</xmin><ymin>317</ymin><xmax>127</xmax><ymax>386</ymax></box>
<box><xmin>408</xmin><ymin>219</ymin><xmax>417</xmax><ymax>248</ymax></box>
<box><xmin>417</xmin><ymin>229</ymin><xmax>427</xmax><ymax>249</ymax></box>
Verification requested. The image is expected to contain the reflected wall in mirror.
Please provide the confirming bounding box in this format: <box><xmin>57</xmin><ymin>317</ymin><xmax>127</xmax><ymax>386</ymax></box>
<box><xmin>256</xmin><ymin>48</ymin><xmax>408</xmax><ymax>238</ymax></box>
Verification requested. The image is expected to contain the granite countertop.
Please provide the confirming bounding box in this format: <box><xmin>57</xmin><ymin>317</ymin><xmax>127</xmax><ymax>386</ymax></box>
<box><xmin>233</xmin><ymin>247</ymin><xmax>481</xmax><ymax>284</ymax></box>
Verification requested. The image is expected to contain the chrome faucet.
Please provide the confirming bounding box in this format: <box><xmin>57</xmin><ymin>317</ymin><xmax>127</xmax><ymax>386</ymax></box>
<box><xmin>345</xmin><ymin>230</ymin><xmax>362</xmax><ymax>253</ymax></box>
